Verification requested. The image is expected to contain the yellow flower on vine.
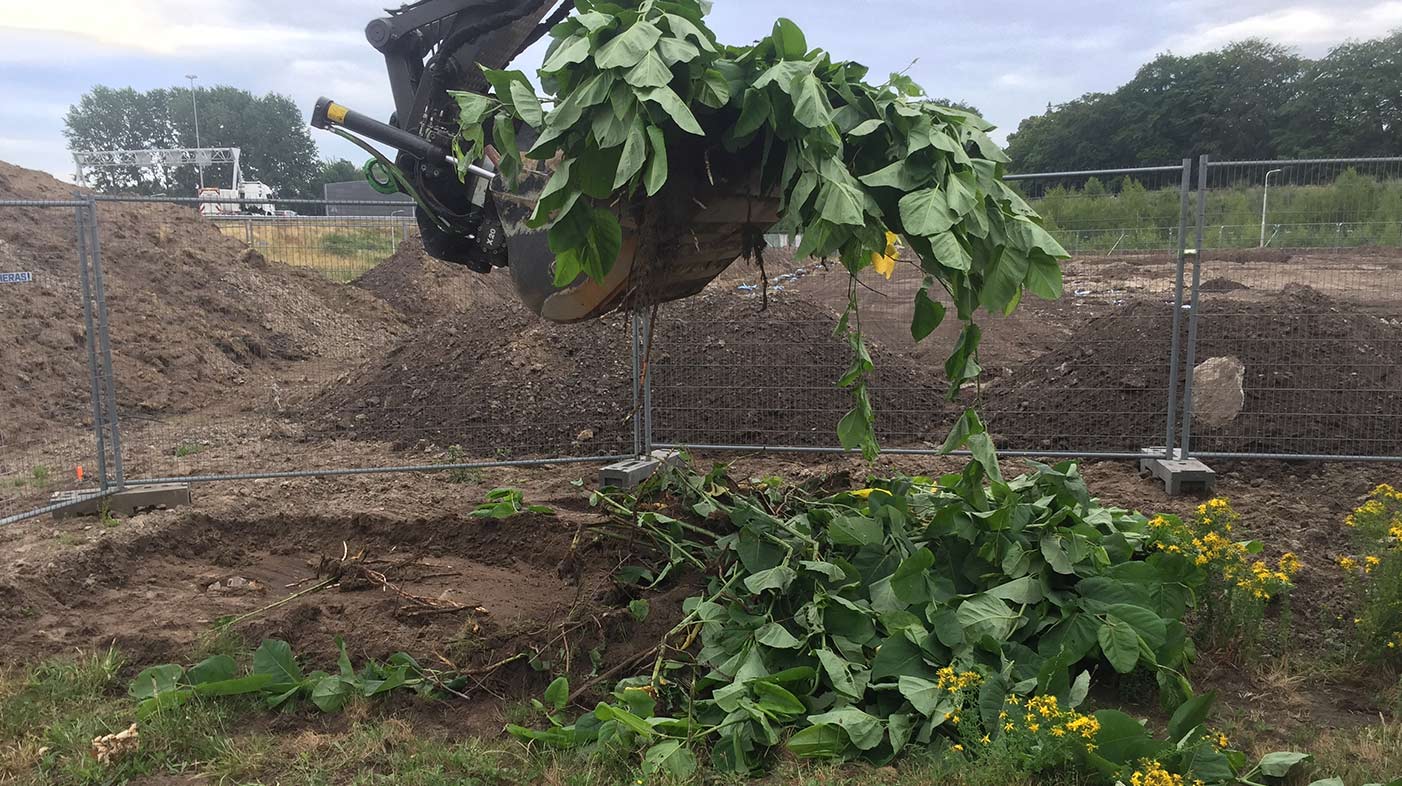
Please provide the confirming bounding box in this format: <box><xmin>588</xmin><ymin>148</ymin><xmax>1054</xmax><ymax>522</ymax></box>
<box><xmin>870</xmin><ymin>231</ymin><xmax>900</xmax><ymax>280</ymax></box>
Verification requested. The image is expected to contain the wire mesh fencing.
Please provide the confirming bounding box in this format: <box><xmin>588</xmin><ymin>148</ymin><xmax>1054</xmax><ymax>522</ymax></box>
<box><xmin>1185</xmin><ymin>157</ymin><xmax>1402</xmax><ymax>459</ymax></box>
<box><xmin>649</xmin><ymin>163</ymin><xmax>1196</xmax><ymax>458</ymax></box>
<box><xmin>208</xmin><ymin>213</ymin><xmax>416</xmax><ymax>283</ymax></box>
<box><xmin>0</xmin><ymin>200</ymin><xmax>114</xmax><ymax>520</ymax></box>
<box><xmin>70</xmin><ymin>196</ymin><xmax>632</xmax><ymax>494</ymax></box>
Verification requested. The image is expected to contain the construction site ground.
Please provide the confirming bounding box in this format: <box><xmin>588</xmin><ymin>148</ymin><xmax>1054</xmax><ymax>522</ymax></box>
<box><xmin>2</xmin><ymin>160</ymin><xmax>1401</xmax><ymax>784</ymax></box>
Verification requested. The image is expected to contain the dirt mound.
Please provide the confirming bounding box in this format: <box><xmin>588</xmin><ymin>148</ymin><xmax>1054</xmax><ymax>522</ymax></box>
<box><xmin>988</xmin><ymin>284</ymin><xmax>1402</xmax><ymax>454</ymax></box>
<box><xmin>1198</xmin><ymin>277</ymin><xmax>1249</xmax><ymax>292</ymax></box>
<box><xmin>352</xmin><ymin>236</ymin><xmax>497</xmax><ymax>322</ymax></box>
<box><xmin>306</xmin><ymin>286</ymin><xmax>948</xmax><ymax>454</ymax></box>
<box><xmin>0</xmin><ymin>161</ymin><xmax>406</xmax><ymax>448</ymax></box>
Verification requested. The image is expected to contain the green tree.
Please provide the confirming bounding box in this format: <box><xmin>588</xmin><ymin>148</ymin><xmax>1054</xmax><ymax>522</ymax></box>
<box><xmin>64</xmin><ymin>84</ymin><xmax>320</xmax><ymax>198</ymax></box>
<box><xmin>1277</xmin><ymin>32</ymin><xmax>1402</xmax><ymax>157</ymax></box>
<box><xmin>1004</xmin><ymin>32</ymin><xmax>1402</xmax><ymax>172</ymax></box>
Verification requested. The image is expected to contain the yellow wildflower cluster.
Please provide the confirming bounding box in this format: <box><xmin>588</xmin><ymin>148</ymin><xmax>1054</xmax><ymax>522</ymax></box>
<box><xmin>935</xmin><ymin>666</ymin><xmax>983</xmax><ymax>692</ymax></box>
<box><xmin>1129</xmin><ymin>761</ymin><xmax>1184</xmax><ymax>786</ymax></box>
<box><xmin>1345</xmin><ymin>484</ymin><xmax>1402</xmax><ymax>539</ymax></box>
<box><xmin>996</xmin><ymin>694</ymin><xmax>1100</xmax><ymax>743</ymax></box>
<box><xmin>1151</xmin><ymin>499</ymin><xmax>1293</xmax><ymax>601</ymax></box>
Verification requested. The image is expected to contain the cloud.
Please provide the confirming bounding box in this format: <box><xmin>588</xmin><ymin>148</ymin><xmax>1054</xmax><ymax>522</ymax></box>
<box><xmin>1161</xmin><ymin>1</ymin><xmax>1402</xmax><ymax>54</ymax></box>
<box><xmin>2</xmin><ymin>0</ymin><xmax>364</xmax><ymax>60</ymax></box>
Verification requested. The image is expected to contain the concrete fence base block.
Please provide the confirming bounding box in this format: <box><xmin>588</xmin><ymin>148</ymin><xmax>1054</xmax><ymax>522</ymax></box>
<box><xmin>600</xmin><ymin>450</ymin><xmax>684</xmax><ymax>489</ymax></box>
<box><xmin>1138</xmin><ymin>448</ymin><xmax>1216</xmax><ymax>496</ymax></box>
<box><xmin>50</xmin><ymin>483</ymin><xmax>193</xmax><ymax>520</ymax></box>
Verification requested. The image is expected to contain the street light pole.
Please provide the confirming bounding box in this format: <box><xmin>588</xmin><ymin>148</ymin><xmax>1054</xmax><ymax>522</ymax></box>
<box><xmin>1260</xmin><ymin>168</ymin><xmax>1282</xmax><ymax>247</ymax></box>
<box><xmin>185</xmin><ymin>73</ymin><xmax>203</xmax><ymax>189</ymax></box>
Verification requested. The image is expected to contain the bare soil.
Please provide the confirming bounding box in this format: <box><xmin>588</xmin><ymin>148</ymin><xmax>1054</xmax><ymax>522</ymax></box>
<box><xmin>0</xmin><ymin>161</ymin><xmax>405</xmax><ymax>451</ymax></box>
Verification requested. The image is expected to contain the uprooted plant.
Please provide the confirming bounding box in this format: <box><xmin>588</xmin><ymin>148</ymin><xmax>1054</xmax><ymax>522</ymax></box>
<box><xmin>451</xmin><ymin>1</ymin><xmax>1069</xmax><ymax>457</ymax></box>
<box><xmin>505</xmin><ymin>411</ymin><xmax>1310</xmax><ymax>782</ymax></box>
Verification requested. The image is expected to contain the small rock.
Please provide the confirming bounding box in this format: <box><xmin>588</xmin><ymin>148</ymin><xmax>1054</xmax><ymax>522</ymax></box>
<box><xmin>576</xmin><ymin>428</ymin><xmax>595</xmax><ymax>441</ymax></box>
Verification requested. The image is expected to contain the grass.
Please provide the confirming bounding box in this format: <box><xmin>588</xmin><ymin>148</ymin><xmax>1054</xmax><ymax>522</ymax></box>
<box><xmin>212</xmin><ymin>221</ymin><xmax>409</xmax><ymax>283</ymax></box>
<box><xmin>3</xmin><ymin>646</ymin><xmax>1397</xmax><ymax>785</ymax></box>
<box><xmin>173</xmin><ymin>442</ymin><xmax>205</xmax><ymax>458</ymax></box>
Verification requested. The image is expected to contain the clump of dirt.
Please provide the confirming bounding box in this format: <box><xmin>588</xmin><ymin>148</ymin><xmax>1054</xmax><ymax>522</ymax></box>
<box><xmin>0</xmin><ymin>161</ymin><xmax>406</xmax><ymax>447</ymax></box>
<box><xmin>1198</xmin><ymin>277</ymin><xmax>1250</xmax><ymax>292</ymax></box>
<box><xmin>988</xmin><ymin>284</ymin><xmax>1402</xmax><ymax>454</ymax></box>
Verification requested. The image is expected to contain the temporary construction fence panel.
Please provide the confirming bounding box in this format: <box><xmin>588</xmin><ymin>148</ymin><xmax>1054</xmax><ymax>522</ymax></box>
<box><xmin>1185</xmin><ymin>157</ymin><xmax>1402</xmax><ymax>460</ymax></box>
<box><xmin>0</xmin><ymin>199</ymin><xmax>116</xmax><ymax>522</ymax></box>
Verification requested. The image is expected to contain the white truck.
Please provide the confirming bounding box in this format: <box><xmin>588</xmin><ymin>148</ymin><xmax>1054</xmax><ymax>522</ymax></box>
<box><xmin>197</xmin><ymin>181</ymin><xmax>275</xmax><ymax>216</ymax></box>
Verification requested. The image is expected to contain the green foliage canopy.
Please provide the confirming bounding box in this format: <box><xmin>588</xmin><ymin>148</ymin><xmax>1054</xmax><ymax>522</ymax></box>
<box><xmin>453</xmin><ymin>0</ymin><xmax>1068</xmax><ymax>457</ymax></box>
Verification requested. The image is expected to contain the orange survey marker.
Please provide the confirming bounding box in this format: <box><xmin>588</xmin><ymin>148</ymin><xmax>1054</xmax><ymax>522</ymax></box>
<box><xmin>76</xmin><ymin>465</ymin><xmax>84</xmax><ymax>481</ymax></box>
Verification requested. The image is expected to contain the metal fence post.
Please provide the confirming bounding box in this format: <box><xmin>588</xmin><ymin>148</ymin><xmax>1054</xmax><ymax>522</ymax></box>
<box><xmin>245</xmin><ymin>217</ymin><xmax>253</xmax><ymax>245</ymax></box>
<box><xmin>73</xmin><ymin>199</ymin><xmax>109</xmax><ymax>491</ymax></box>
<box><xmin>84</xmin><ymin>197</ymin><xmax>126</xmax><ymax>488</ymax></box>
<box><xmin>1162</xmin><ymin>158</ymin><xmax>1194</xmax><ymax>460</ymax></box>
<box><xmin>642</xmin><ymin>310</ymin><xmax>654</xmax><ymax>453</ymax></box>
<box><xmin>1177</xmin><ymin>155</ymin><xmax>1210</xmax><ymax>458</ymax></box>
<box><xmin>631</xmin><ymin>310</ymin><xmax>643</xmax><ymax>457</ymax></box>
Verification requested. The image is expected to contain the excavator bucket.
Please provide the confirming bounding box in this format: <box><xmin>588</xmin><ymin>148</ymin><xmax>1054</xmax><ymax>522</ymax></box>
<box><xmin>491</xmin><ymin>156</ymin><xmax>781</xmax><ymax>323</ymax></box>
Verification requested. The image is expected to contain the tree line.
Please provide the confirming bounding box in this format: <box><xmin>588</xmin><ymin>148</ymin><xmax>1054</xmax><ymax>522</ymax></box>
<box><xmin>1005</xmin><ymin>32</ymin><xmax>1402</xmax><ymax>173</ymax></box>
<box><xmin>63</xmin><ymin>85</ymin><xmax>353</xmax><ymax>203</ymax></box>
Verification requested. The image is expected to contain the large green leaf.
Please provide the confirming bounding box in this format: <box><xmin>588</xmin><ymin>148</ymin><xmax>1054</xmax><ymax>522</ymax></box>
<box><xmin>911</xmin><ymin>288</ymin><xmax>945</xmax><ymax>341</ymax></box>
<box><xmin>643</xmin><ymin>740</ymin><xmax>698</xmax><ymax>777</ymax></box>
<box><xmin>899</xmin><ymin>188</ymin><xmax>957</xmax><ymax>236</ymax></box>
<box><xmin>1106</xmin><ymin>603</ymin><xmax>1168</xmax><ymax>650</ymax></box>
<box><xmin>806</xmin><ymin>707</ymin><xmax>884</xmax><ymax>750</ymax></box>
<box><xmin>897</xmin><ymin>675</ymin><xmax>956</xmax><ymax>717</ymax></box>
<box><xmin>544</xmin><ymin>675</ymin><xmax>569</xmax><ymax>712</ymax></box>
<box><xmin>770</xmin><ymin>18</ymin><xmax>808</xmax><ymax>59</ymax></box>
<box><xmin>790</xmin><ymin>74</ymin><xmax>832</xmax><ymax>128</ymax></box>
<box><xmin>541</xmin><ymin>34</ymin><xmax>590</xmax><ymax>73</ymax></box>
<box><xmin>640</xmin><ymin>85</ymin><xmax>705</xmax><ymax>135</ymax></box>
<box><xmin>129</xmin><ymin>664</ymin><xmax>183</xmax><ymax>700</ymax></box>
<box><xmin>1258</xmin><ymin>751</ymin><xmax>1312</xmax><ymax>778</ymax></box>
<box><xmin>870</xmin><ymin>634</ymin><xmax>931</xmax><ymax>681</ymax></box>
<box><xmin>252</xmin><ymin>639</ymin><xmax>303</xmax><ymax>688</ymax></box>
<box><xmin>957</xmin><ymin>593</ymin><xmax>1020</xmax><ymax>642</ymax></box>
<box><xmin>595</xmin><ymin>20</ymin><xmax>664</xmax><ymax>69</ymax></box>
<box><xmin>890</xmin><ymin>548</ymin><xmax>935</xmax><ymax>605</ymax></box>
<box><xmin>643</xmin><ymin>125</ymin><xmax>668</xmax><ymax>196</ymax></box>
<box><xmin>614</xmin><ymin>120</ymin><xmax>648</xmax><ymax>189</ymax></box>
<box><xmin>625</xmin><ymin>50</ymin><xmax>673</xmax><ymax>89</ymax></box>
<box><xmin>1091</xmin><ymin>709</ymin><xmax>1164</xmax><ymax>766</ymax></box>
<box><xmin>787</xmin><ymin>723</ymin><xmax>847</xmax><ymax>758</ymax></box>
<box><xmin>186</xmin><ymin>655</ymin><xmax>236</xmax><ymax>686</ymax></box>
<box><xmin>549</xmin><ymin>202</ymin><xmax>622</xmax><ymax>285</ymax></box>
<box><xmin>1097</xmin><ymin>615</ymin><xmax>1140</xmax><ymax>673</ymax></box>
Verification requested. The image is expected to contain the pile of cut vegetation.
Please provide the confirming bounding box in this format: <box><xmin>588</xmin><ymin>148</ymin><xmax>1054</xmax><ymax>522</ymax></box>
<box><xmin>988</xmin><ymin>284</ymin><xmax>1402</xmax><ymax>454</ymax></box>
<box><xmin>306</xmin><ymin>286</ymin><xmax>947</xmax><ymax>455</ymax></box>
<box><xmin>0</xmin><ymin>161</ymin><xmax>405</xmax><ymax>446</ymax></box>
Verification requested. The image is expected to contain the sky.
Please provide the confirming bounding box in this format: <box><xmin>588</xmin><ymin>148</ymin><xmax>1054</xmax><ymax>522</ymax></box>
<box><xmin>3</xmin><ymin>0</ymin><xmax>1400</xmax><ymax>185</ymax></box>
